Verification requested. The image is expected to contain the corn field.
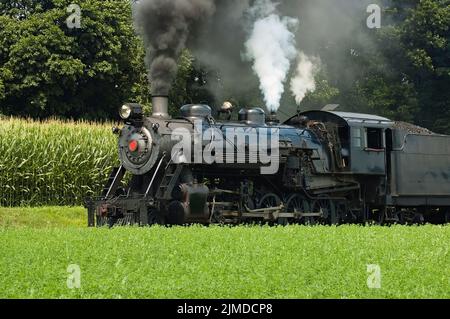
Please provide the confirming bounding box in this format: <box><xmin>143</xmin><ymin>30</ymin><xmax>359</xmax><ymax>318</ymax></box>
<box><xmin>0</xmin><ymin>117</ymin><xmax>119</xmax><ymax>207</ymax></box>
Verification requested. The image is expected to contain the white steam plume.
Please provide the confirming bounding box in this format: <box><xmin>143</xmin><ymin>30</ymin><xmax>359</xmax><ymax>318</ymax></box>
<box><xmin>290</xmin><ymin>52</ymin><xmax>320</xmax><ymax>105</ymax></box>
<box><xmin>244</xmin><ymin>0</ymin><xmax>298</xmax><ymax>113</ymax></box>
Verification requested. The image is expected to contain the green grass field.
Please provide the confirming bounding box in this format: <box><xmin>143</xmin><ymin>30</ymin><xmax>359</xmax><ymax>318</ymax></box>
<box><xmin>0</xmin><ymin>207</ymin><xmax>449</xmax><ymax>299</ymax></box>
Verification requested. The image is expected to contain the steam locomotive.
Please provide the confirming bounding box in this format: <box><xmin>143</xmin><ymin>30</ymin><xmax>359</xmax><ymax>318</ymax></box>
<box><xmin>86</xmin><ymin>96</ymin><xmax>450</xmax><ymax>226</ymax></box>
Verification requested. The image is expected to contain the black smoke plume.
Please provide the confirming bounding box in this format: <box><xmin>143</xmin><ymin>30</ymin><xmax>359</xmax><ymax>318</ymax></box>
<box><xmin>132</xmin><ymin>0</ymin><xmax>216</xmax><ymax>96</ymax></box>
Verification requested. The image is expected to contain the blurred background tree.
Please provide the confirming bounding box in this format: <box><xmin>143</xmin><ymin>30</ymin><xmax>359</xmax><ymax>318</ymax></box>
<box><xmin>0</xmin><ymin>0</ymin><xmax>152</xmax><ymax>119</ymax></box>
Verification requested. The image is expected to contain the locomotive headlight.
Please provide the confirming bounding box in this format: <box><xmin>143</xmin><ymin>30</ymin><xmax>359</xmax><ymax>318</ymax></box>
<box><xmin>119</xmin><ymin>103</ymin><xmax>143</xmax><ymax>122</ymax></box>
<box><xmin>120</xmin><ymin>104</ymin><xmax>132</xmax><ymax>120</ymax></box>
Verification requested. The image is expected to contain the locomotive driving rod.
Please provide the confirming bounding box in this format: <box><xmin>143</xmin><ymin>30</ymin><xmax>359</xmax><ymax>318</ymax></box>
<box><xmin>243</xmin><ymin>204</ymin><xmax>324</xmax><ymax>219</ymax></box>
<box><xmin>244</xmin><ymin>204</ymin><xmax>284</xmax><ymax>214</ymax></box>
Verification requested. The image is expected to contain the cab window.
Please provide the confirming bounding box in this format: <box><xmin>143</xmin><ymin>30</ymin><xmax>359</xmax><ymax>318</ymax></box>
<box><xmin>366</xmin><ymin>128</ymin><xmax>383</xmax><ymax>150</ymax></box>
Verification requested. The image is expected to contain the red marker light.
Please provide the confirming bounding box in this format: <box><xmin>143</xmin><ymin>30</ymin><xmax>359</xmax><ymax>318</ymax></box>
<box><xmin>128</xmin><ymin>140</ymin><xmax>138</xmax><ymax>152</ymax></box>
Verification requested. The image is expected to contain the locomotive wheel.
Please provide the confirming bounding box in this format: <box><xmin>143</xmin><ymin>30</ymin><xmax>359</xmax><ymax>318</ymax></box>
<box><xmin>307</xmin><ymin>201</ymin><xmax>322</xmax><ymax>225</ymax></box>
<box><xmin>334</xmin><ymin>202</ymin><xmax>347</xmax><ymax>225</ymax></box>
<box><xmin>258</xmin><ymin>193</ymin><xmax>282</xmax><ymax>224</ymax></box>
<box><xmin>310</xmin><ymin>197</ymin><xmax>336</xmax><ymax>225</ymax></box>
<box><xmin>445</xmin><ymin>211</ymin><xmax>450</xmax><ymax>224</ymax></box>
<box><xmin>258</xmin><ymin>193</ymin><xmax>282</xmax><ymax>208</ymax></box>
<box><xmin>398</xmin><ymin>210</ymin><xmax>412</xmax><ymax>225</ymax></box>
<box><xmin>322</xmin><ymin>198</ymin><xmax>338</xmax><ymax>225</ymax></box>
<box><xmin>414</xmin><ymin>212</ymin><xmax>425</xmax><ymax>225</ymax></box>
<box><xmin>285</xmin><ymin>194</ymin><xmax>310</xmax><ymax>225</ymax></box>
<box><xmin>210</xmin><ymin>209</ymin><xmax>226</xmax><ymax>224</ymax></box>
<box><xmin>243</xmin><ymin>196</ymin><xmax>256</xmax><ymax>210</ymax></box>
<box><xmin>107</xmin><ymin>216</ymin><xmax>119</xmax><ymax>228</ymax></box>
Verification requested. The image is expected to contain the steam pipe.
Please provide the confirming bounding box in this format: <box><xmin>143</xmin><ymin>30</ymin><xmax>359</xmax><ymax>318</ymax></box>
<box><xmin>266</xmin><ymin>112</ymin><xmax>279</xmax><ymax>125</ymax></box>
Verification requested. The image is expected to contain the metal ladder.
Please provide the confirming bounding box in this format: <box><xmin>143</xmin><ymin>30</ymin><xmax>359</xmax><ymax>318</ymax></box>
<box><xmin>156</xmin><ymin>163</ymin><xmax>184</xmax><ymax>200</ymax></box>
<box><xmin>102</xmin><ymin>166</ymin><xmax>125</xmax><ymax>199</ymax></box>
<box><xmin>143</xmin><ymin>156</ymin><xmax>183</xmax><ymax>201</ymax></box>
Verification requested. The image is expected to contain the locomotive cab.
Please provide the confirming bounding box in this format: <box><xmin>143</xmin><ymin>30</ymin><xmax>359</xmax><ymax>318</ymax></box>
<box><xmin>290</xmin><ymin>110</ymin><xmax>393</xmax><ymax>175</ymax></box>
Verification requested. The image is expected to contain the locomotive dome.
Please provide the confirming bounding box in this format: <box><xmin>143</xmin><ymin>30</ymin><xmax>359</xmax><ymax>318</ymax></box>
<box><xmin>238</xmin><ymin>107</ymin><xmax>266</xmax><ymax>125</ymax></box>
<box><xmin>181</xmin><ymin>104</ymin><xmax>212</xmax><ymax>120</ymax></box>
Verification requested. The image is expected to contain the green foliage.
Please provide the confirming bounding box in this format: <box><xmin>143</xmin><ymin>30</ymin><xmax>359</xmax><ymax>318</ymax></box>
<box><xmin>0</xmin><ymin>219</ymin><xmax>449</xmax><ymax>298</ymax></box>
<box><xmin>0</xmin><ymin>118</ymin><xmax>118</xmax><ymax>207</ymax></box>
<box><xmin>168</xmin><ymin>50</ymin><xmax>196</xmax><ymax>116</ymax></box>
<box><xmin>399</xmin><ymin>0</ymin><xmax>450</xmax><ymax>133</ymax></box>
<box><xmin>0</xmin><ymin>0</ymin><xmax>150</xmax><ymax>119</ymax></box>
<box><xmin>0</xmin><ymin>0</ymin><xmax>54</xmax><ymax>18</ymax></box>
<box><xmin>0</xmin><ymin>77</ymin><xmax>4</xmax><ymax>101</ymax></box>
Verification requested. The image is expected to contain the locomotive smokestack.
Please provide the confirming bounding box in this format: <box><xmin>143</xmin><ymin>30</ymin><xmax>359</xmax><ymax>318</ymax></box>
<box><xmin>152</xmin><ymin>95</ymin><xmax>170</xmax><ymax>119</ymax></box>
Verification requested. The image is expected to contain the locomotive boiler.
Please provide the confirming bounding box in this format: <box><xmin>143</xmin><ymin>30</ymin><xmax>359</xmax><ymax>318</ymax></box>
<box><xmin>86</xmin><ymin>96</ymin><xmax>450</xmax><ymax>226</ymax></box>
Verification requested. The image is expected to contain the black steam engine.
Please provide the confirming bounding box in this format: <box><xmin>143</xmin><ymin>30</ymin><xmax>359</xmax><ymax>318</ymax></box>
<box><xmin>86</xmin><ymin>96</ymin><xmax>450</xmax><ymax>226</ymax></box>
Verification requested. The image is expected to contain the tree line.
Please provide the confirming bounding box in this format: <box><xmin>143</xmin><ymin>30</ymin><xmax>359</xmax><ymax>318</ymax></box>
<box><xmin>0</xmin><ymin>0</ymin><xmax>449</xmax><ymax>133</ymax></box>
